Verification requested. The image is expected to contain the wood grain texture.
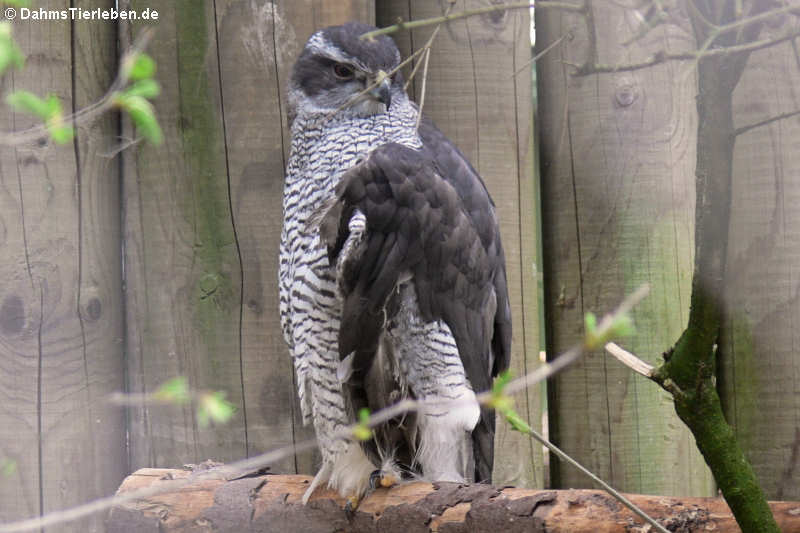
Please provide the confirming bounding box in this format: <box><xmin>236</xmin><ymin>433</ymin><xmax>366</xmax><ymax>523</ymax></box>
<box><xmin>122</xmin><ymin>0</ymin><xmax>373</xmax><ymax>476</ymax></box>
<box><xmin>718</xmin><ymin>18</ymin><xmax>800</xmax><ymax>500</ymax></box>
<box><xmin>0</xmin><ymin>0</ymin><xmax>126</xmax><ymax>531</ymax></box>
<box><xmin>377</xmin><ymin>0</ymin><xmax>543</xmax><ymax>489</ymax></box>
<box><xmin>122</xmin><ymin>0</ymin><xmax>246</xmax><ymax>469</ymax></box>
<box><xmin>108</xmin><ymin>468</ymin><xmax>800</xmax><ymax>532</ymax></box>
<box><xmin>536</xmin><ymin>2</ymin><xmax>714</xmax><ymax>495</ymax></box>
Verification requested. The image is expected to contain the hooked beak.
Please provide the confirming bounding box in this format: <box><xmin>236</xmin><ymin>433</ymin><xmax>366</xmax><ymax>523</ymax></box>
<box><xmin>369</xmin><ymin>70</ymin><xmax>392</xmax><ymax>110</ymax></box>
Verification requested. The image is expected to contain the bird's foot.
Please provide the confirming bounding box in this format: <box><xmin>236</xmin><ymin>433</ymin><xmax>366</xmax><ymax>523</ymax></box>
<box><xmin>369</xmin><ymin>468</ymin><xmax>399</xmax><ymax>490</ymax></box>
<box><xmin>342</xmin><ymin>469</ymin><xmax>399</xmax><ymax>518</ymax></box>
<box><xmin>344</xmin><ymin>495</ymin><xmax>361</xmax><ymax>519</ymax></box>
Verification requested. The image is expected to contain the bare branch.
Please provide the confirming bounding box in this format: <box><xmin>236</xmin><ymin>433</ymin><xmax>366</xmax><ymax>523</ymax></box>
<box><xmin>620</xmin><ymin>0</ymin><xmax>670</xmax><ymax>47</ymax></box>
<box><xmin>500</xmin><ymin>283</ymin><xmax>650</xmax><ymax>397</ymax></box>
<box><xmin>526</xmin><ymin>426</ymin><xmax>669</xmax><ymax>533</ymax></box>
<box><xmin>361</xmin><ymin>1</ymin><xmax>584</xmax><ymax>40</ymax></box>
<box><xmin>572</xmin><ymin>26</ymin><xmax>800</xmax><ymax>76</ymax></box>
<box><xmin>0</xmin><ymin>28</ymin><xmax>155</xmax><ymax>147</ymax></box>
<box><xmin>704</xmin><ymin>2</ymin><xmax>800</xmax><ymax>46</ymax></box>
<box><xmin>0</xmin><ymin>285</ymin><xmax>652</xmax><ymax>533</ymax></box>
<box><xmin>414</xmin><ymin>49</ymin><xmax>431</xmax><ymax>131</ymax></box>
<box><xmin>509</xmin><ymin>32</ymin><xmax>572</xmax><ymax>79</ymax></box>
<box><xmin>604</xmin><ymin>342</ymin><xmax>654</xmax><ymax>378</ymax></box>
<box><xmin>735</xmin><ymin>108</ymin><xmax>800</xmax><ymax>137</ymax></box>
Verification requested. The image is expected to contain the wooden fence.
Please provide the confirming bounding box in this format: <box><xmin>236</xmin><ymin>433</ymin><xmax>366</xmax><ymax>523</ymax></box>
<box><xmin>0</xmin><ymin>1</ymin><xmax>797</xmax><ymax>532</ymax></box>
<box><xmin>536</xmin><ymin>0</ymin><xmax>800</xmax><ymax>502</ymax></box>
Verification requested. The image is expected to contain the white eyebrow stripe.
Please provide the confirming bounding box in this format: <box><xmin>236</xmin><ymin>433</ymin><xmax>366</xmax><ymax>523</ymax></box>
<box><xmin>307</xmin><ymin>31</ymin><xmax>372</xmax><ymax>73</ymax></box>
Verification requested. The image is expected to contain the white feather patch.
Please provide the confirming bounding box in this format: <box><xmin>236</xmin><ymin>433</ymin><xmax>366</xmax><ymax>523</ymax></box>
<box><xmin>337</xmin><ymin>352</ymin><xmax>355</xmax><ymax>383</ymax></box>
<box><xmin>328</xmin><ymin>442</ymin><xmax>376</xmax><ymax>499</ymax></box>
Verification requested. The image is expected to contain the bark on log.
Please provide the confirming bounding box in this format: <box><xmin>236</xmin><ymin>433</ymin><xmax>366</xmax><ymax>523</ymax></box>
<box><xmin>107</xmin><ymin>468</ymin><xmax>800</xmax><ymax>532</ymax></box>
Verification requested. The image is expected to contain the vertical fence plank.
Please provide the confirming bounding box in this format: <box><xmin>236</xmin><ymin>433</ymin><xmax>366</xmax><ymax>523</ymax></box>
<box><xmin>122</xmin><ymin>0</ymin><xmax>373</xmax><ymax>475</ymax></box>
<box><xmin>212</xmin><ymin>0</ymin><xmax>374</xmax><ymax>476</ymax></box>
<box><xmin>378</xmin><ymin>0</ymin><xmax>544</xmax><ymax>488</ymax></box>
<box><xmin>122</xmin><ymin>0</ymin><xmax>246</xmax><ymax>469</ymax></box>
<box><xmin>0</xmin><ymin>1</ymin><xmax>126</xmax><ymax>530</ymax></box>
<box><xmin>720</xmin><ymin>29</ymin><xmax>800</xmax><ymax>500</ymax></box>
<box><xmin>536</xmin><ymin>2</ymin><xmax>714</xmax><ymax>495</ymax></box>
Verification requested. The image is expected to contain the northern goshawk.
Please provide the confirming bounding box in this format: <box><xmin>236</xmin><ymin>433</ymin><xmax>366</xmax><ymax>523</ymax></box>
<box><xmin>279</xmin><ymin>21</ymin><xmax>511</xmax><ymax>507</ymax></box>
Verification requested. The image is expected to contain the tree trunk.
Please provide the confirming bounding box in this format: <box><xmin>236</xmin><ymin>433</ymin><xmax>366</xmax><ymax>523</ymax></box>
<box><xmin>107</xmin><ymin>468</ymin><xmax>800</xmax><ymax>533</ymax></box>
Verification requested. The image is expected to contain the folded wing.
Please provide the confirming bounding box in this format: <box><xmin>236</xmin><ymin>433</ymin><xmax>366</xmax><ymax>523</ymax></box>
<box><xmin>321</xmin><ymin>139</ymin><xmax>511</xmax><ymax>482</ymax></box>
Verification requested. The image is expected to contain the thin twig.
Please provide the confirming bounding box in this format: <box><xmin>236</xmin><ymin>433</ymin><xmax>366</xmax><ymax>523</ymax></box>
<box><xmin>509</xmin><ymin>32</ymin><xmax>571</xmax><ymax>79</ymax></box>
<box><xmin>526</xmin><ymin>426</ymin><xmax>670</xmax><ymax>533</ymax></box>
<box><xmin>361</xmin><ymin>1</ymin><xmax>584</xmax><ymax>40</ymax></box>
<box><xmin>734</xmin><ymin>108</ymin><xmax>800</xmax><ymax>136</ymax></box>
<box><xmin>604</xmin><ymin>342</ymin><xmax>654</xmax><ymax>378</ymax></box>
<box><xmin>494</xmin><ymin>283</ymin><xmax>650</xmax><ymax>398</ymax></box>
<box><xmin>403</xmin><ymin>2</ymin><xmax>453</xmax><ymax>92</ymax></box>
<box><xmin>572</xmin><ymin>25</ymin><xmax>800</xmax><ymax>76</ymax></box>
<box><xmin>620</xmin><ymin>1</ymin><xmax>669</xmax><ymax>47</ymax></box>
<box><xmin>0</xmin><ymin>28</ymin><xmax>154</xmax><ymax>147</ymax></box>
<box><xmin>0</xmin><ymin>285</ymin><xmax>651</xmax><ymax>533</ymax></box>
<box><xmin>414</xmin><ymin>48</ymin><xmax>431</xmax><ymax>131</ymax></box>
<box><xmin>700</xmin><ymin>2</ymin><xmax>800</xmax><ymax>49</ymax></box>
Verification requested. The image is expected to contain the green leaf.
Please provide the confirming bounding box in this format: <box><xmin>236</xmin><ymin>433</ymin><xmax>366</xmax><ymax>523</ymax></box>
<box><xmin>115</xmin><ymin>94</ymin><xmax>163</xmax><ymax>144</ymax></box>
<box><xmin>154</xmin><ymin>376</ymin><xmax>190</xmax><ymax>404</ymax></box>
<box><xmin>0</xmin><ymin>458</ymin><xmax>16</xmax><ymax>477</ymax></box>
<box><xmin>584</xmin><ymin>310</ymin><xmax>635</xmax><ymax>350</ymax></box>
<box><xmin>44</xmin><ymin>94</ymin><xmax>62</xmax><ymax>117</ymax></box>
<box><xmin>46</xmin><ymin>122</ymin><xmax>74</xmax><ymax>144</ymax></box>
<box><xmin>6</xmin><ymin>90</ymin><xmax>50</xmax><ymax>118</ymax></box>
<box><xmin>0</xmin><ymin>22</ymin><xmax>23</xmax><ymax>75</ymax></box>
<box><xmin>488</xmin><ymin>369</ymin><xmax>515</xmax><ymax>411</ymax></box>
<box><xmin>584</xmin><ymin>311</ymin><xmax>603</xmax><ymax>349</ymax></box>
<box><xmin>491</xmin><ymin>369</ymin><xmax>513</xmax><ymax>397</ymax></box>
<box><xmin>2</xmin><ymin>1</ymin><xmax>30</xmax><ymax>7</ymax></box>
<box><xmin>123</xmin><ymin>79</ymin><xmax>161</xmax><ymax>99</ymax></box>
<box><xmin>352</xmin><ymin>408</ymin><xmax>373</xmax><ymax>441</ymax></box>
<box><xmin>608</xmin><ymin>313</ymin><xmax>635</xmax><ymax>339</ymax></box>
<box><xmin>197</xmin><ymin>391</ymin><xmax>236</xmax><ymax>427</ymax></box>
<box><xmin>126</xmin><ymin>53</ymin><xmax>155</xmax><ymax>81</ymax></box>
<box><xmin>502</xmin><ymin>407</ymin><xmax>532</xmax><ymax>435</ymax></box>
<box><xmin>584</xmin><ymin>311</ymin><xmax>597</xmax><ymax>334</ymax></box>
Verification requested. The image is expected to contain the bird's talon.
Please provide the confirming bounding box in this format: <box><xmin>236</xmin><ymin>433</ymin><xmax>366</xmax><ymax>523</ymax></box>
<box><xmin>369</xmin><ymin>469</ymin><xmax>399</xmax><ymax>490</ymax></box>
<box><xmin>369</xmin><ymin>469</ymin><xmax>382</xmax><ymax>490</ymax></box>
<box><xmin>344</xmin><ymin>495</ymin><xmax>360</xmax><ymax>518</ymax></box>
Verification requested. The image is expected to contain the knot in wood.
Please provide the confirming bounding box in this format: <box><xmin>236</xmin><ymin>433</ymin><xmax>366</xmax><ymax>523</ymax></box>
<box><xmin>0</xmin><ymin>295</ymin><xmax>25</xmax><ymax>335</ymax></box>
<box><xmin>614</xmin><ymin>83</ymin><xmax>638</xmax><ymax>108</ymax></box>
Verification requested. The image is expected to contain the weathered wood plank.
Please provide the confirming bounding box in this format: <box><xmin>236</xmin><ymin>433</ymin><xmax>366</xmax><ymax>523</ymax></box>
<box><xmin>122</xmin><ymin>0</ymin><xmax>246</xmax><ymax>469</ymax></box>
<box><xmin>719</xmin><ymin>22</ymin><xmax>800</xmax><ymax>500</ymax></box>
<box><xmin>122</xmin><ymin>0</ymin><xmax>374</xmax><ymax>475</ymax></box>
<box><xmin>536</xmin><ymin>2</ymin><xmax>714</xmax><ymax>495</ymax></box>
<box><xmin>0</xmin><ymin>1</ymin><xmax>126</xmax><ymax>531</ymax></box>
<box><xmin>377</xmin><ymin>0</ymin><xmax>543</xmax><ymax>489</ymax></box>
<box><xmin>107</xmin><ymin>468</ymin><xmax>800</xmax><ymax>532</ymax></box>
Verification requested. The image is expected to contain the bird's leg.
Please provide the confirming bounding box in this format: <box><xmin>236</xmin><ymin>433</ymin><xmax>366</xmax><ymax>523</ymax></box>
<box><xmin>333</xmin><ymin>444</ymin><xmax>402</xmax><ymax>515</ymax></box>
<box><xmin>328</xmin><ymin>442</ymin><xmax>377</xmax><ymax>512</ymax></box>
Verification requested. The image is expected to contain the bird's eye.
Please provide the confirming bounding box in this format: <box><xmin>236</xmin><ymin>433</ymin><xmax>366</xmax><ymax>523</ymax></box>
<box><xmin>332</xmin><ymin>63</ymin><xmax>355</xmax><ymax>80</ymax></box>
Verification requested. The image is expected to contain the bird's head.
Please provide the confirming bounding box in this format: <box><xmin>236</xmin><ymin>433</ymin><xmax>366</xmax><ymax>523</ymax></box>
<box><xmin>289</xmin><ymin>22</ymin><xmax>405</xmax><ymax>119</ymax></box>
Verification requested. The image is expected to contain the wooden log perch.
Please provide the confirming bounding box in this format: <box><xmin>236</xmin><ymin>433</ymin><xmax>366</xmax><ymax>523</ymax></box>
<box><xmin>106</xmin><ymin>468</ymin><xmax>800</xmax><ymax>532</ymax></box>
